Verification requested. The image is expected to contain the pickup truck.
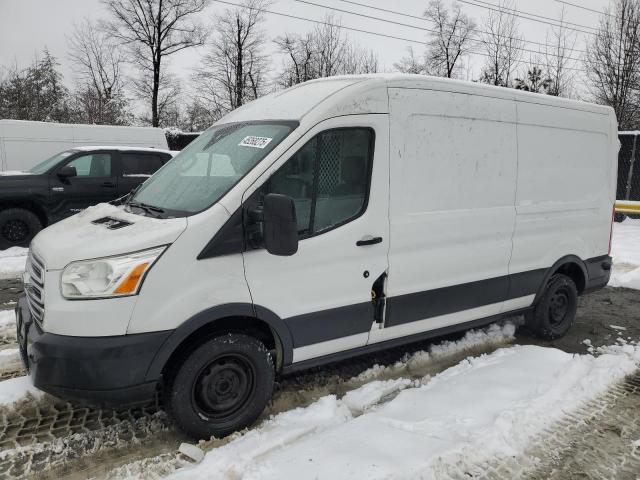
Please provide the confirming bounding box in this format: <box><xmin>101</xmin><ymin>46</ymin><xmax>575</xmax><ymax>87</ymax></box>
<box><xmin>0</xmin><ymin>146</ymin><xmax>174</xmax><ymax>248</ymax></box>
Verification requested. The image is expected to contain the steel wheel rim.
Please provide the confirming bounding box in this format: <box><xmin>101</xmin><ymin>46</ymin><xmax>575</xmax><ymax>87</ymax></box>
<box><xmin>191</xmin><ymin>353</ymin><xmax>256</xmax><ymax>420</ymax></box>
<box><xmin>548</xmin><ymin>288</ymin><xmax>570</xmax><ymax>326</ymax></box>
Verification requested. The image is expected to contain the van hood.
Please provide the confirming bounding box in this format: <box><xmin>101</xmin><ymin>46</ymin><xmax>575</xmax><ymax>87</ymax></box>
<box><xmin>31</xmin><ymin>203</ymin><xmax>188</xmax><ymax>269</ymax></box>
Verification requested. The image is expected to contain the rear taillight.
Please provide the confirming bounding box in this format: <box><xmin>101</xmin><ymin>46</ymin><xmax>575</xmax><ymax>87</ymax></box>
<box><xmin>609</xmin><ymin>204</ymin><xmax>615</xmax><ymax>255</ymax></box>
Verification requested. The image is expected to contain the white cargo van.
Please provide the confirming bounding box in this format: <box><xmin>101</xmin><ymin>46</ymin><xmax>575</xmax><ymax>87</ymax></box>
<box><xmin>0</xmin><ymin>120</ymin><xmax>168</xmax><ymax>172</ymax></box>
<box><xmin>17</xmin><ymin>75</ymin><xmax>617</xmax><ymax>439</ymax></box>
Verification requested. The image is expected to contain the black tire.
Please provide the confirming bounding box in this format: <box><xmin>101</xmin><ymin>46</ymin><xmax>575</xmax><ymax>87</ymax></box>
<box><xmin>525</xmin><ymin>274</ymin><xmax>578</xmax><ymax>340</ymax></box>
<box><xmin>166</xmin><ymin>333</ymin><xmax>274</xmax><ymax>440</ymax></box>
<box><xmin>614</xmin><ymin>213</ymin><xmax>627</xmax><ymax>223</ymax></box>
<box><xmin>0</xmin><ymin>208</ymin><xmax>42</xmax><ymax>249</ymax></box>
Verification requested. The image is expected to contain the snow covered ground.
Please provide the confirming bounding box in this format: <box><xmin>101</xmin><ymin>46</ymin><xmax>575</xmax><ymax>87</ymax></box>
<box><xmin>610</xmin><ymin>218</ymin><xmax>640</xmax><ymax>290</ymax></box>
<box><xmin>0</xmin><ymin>247</ymin><xmax>27</xmax><ymax>280</ymax></box>
<box><xmin>169</xmin><ymin>343</ymin><xmax>640</xmax><ymax>480</ymax></box>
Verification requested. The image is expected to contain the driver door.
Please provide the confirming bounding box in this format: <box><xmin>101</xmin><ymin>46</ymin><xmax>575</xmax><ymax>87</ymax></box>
<box><xmin>242</xmin><ymin>115</ymin><xmax>390</xmax><ymax>364</ymax></box>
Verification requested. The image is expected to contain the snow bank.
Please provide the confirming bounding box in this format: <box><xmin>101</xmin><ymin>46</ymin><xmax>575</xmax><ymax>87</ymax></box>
<box><xmin>0</xmin><ymin>247</ymin><xmax>28</xmax><ymax>280</ymax></box>
<box><xmin>0</xmin><ymin>376</ymin><xmax>43</xmax><ymax>406</ymax></box>
<box><xmin>0</xmin><ymin>310</ymin><xmax>15</xmax><ymax>329</ymax></box>
<box><xmin>610</xmin><ymin>218</ymin><xmax>640</xmax><ymax>290</ymax></box>
<box><xmin>167</xmin><ymin>344</ymin><xmax>640</xmax><ymax>480</ymax></box>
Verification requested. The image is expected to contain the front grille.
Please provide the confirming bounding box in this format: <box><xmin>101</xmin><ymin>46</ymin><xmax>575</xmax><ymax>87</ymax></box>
<box><xmin>25</xmin><ymin>251</ymin><xmax>45</xmax><ymax>325</ymax></box>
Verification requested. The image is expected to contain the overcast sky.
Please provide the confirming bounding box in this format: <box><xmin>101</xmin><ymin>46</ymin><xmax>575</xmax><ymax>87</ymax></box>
<box><xmin>0</xmin><ymin>0</ymin><xmax>614</xmax><ymax>103</ymax></box>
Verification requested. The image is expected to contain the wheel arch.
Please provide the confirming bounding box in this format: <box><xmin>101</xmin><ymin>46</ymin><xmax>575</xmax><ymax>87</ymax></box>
<box><xmin>534</xmin><ymin>255</ymin><xmax>588</xmax><ymax>303</ymax></box>
<box><xmin>145</xmin><ymin>303</ymin><xmax>293</xmax><ymax>382</ymax></box>
<box><xmin>0</xmin><ymin>199</ymin><xmax>49</xmax><ymax>227</ymax></box>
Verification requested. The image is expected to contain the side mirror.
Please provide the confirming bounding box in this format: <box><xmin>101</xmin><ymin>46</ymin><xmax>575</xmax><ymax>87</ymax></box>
<box><xmin>262</xmin><ymin>193</ymin><xmax>298</xmax><ymax>256</ymax></box>
<box><xmin>57</xmin><ymin>165</ymin><xmax>77</xmax><ymax>180</ymax></box>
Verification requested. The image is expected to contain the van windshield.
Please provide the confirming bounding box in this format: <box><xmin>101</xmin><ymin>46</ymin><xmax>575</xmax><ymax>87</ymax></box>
<box><xmin>129</xmin><ymin>121</ymin><xmax>297</xmax><ymax>217</ymax></box>
<box><xmin>29</xmin><ymin>150</ymin><xmax>75</xmax><ymax>174</ymax></box>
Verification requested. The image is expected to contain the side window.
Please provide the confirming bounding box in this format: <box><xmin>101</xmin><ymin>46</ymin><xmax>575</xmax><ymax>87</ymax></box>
<box><xmin>121</xmin><ymin>153</ymin><xmax>164</xmax><ymax>177</ymax></box>
<box><xmin>66</xmin><ymin>153</ymin><xmax>112</xmax><ymax>177</ymax></box>
<box><xmin>260</xmin><ymin>127</ymin><xmax>373</xmax><ymax>238</ymax></box>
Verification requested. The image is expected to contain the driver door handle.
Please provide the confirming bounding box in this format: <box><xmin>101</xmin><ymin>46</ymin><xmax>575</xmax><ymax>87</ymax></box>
<box><xmin>101</xmin><ymin>181</ymin><xmax>116</xmax><ymax>188</ymax></box>
<box><xmin>356</xmin><ymin>236</ymin><xmax>383</xmax><ymax>247</ymax></box>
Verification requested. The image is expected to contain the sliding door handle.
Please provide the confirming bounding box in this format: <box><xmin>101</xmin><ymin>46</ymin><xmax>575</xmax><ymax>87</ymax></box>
<box><xmin>356</xmin><ymin>236</ymin><xmax>383</xmax><ymax>247</ymax></box>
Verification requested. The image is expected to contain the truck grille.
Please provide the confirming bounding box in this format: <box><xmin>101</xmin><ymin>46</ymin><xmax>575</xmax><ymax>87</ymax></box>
<box><xmin>25</xmin><ymin>251</ymin><xmax>45</xmax><ymax>325</ymax></box>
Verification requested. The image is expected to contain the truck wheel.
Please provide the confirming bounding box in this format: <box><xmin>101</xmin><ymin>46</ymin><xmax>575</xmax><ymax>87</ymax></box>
<box><xmin>525</xmin><ymin>274</ymin><xmax>578</xmax><ymax>340</ymax></box>
<box><xmin>167</xmin><ymin>334</ymin><xmax>275</xmax><ymax>440</ymax></box>
<box><xmin>0</xmin><ymin>208</ymin><xmax>42</xmax><ymax>249</ymax></box>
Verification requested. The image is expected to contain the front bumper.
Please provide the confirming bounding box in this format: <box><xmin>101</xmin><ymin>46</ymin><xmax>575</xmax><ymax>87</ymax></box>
<box><xmin>16</xmin><ymin>295</ymin><xmax>171</xmax><ymax>406</ymax></box>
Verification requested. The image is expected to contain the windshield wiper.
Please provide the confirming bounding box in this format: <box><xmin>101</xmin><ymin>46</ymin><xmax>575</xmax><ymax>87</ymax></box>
<box><xmin>127</xmin><ymin>200</ymin><xmax>165</xmax><ymax>217</ymax></box>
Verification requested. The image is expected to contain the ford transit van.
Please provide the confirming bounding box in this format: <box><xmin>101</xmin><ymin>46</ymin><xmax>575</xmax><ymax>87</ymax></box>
<box><xmin>16</xmin><ymin>75</ymin><xmax>617</xmax><ymax>439</ymax></box>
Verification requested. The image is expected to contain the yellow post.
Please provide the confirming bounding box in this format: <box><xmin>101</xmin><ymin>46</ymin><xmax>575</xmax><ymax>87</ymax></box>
<box><xmin>615</xmin><ymin>200</ymin><xmax>640</xmax><ymax>215</ymax></box>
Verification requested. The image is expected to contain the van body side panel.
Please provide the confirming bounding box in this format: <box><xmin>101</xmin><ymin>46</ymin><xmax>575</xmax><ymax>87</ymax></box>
<box><xmin>126</xmin><ymin>205</ymin><xmax>252</xmax><ymax>335</ymax></box>
<box><xmin>510</xmin><ymin>102</ymin><xmax>614</xmax><ymax>279</ymax></box>
<box><xmin>374</xmin><ymin>88</ymin><xmax>517</xmax><ymax>341</ymax></box>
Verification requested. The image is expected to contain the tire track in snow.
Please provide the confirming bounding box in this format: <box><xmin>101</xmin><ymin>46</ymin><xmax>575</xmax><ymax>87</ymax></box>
<box><xmin>449</xmin><ymin>370</ymin><xmax>640</xmax><ymax>480</ymax></box>
<box><xmin>0</xmin><ymin>397</ymin><xmax>176</xmax><ymax>480</ymax></box>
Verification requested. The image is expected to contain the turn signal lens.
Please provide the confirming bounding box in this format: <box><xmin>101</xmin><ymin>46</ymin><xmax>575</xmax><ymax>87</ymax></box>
<box><xmin>114</xmin><ymin>262</ymin><xmax>150</xmax><ymax>294</ymax></box>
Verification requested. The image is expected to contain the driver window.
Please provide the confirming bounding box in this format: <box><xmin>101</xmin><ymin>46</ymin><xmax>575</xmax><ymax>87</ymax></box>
<box><xmin>259</xmin><ymin>127</ymin><xmax>373</xmax><ymax>238</ymax></box>
<box><xmin>66</xmin><ymin>153</ymin><xmax>112</xmax><ymax>177</ymax></box>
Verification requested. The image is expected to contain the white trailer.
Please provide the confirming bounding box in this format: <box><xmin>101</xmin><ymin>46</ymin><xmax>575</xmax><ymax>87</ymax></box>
<box><xmin>0</xmin><ymin>120</ymin><xmax>168</xmax><ymax>172</ymax></box>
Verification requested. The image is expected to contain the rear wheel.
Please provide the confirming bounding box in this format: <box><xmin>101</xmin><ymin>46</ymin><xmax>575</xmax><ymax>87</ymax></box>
<box><xmin>167</xmin><ymin>334</ymin><xmax>274</xmax><ymax>440</ymax></box>
<box><xmin>525</xmin><ymin>274</ymin><xmax>578</xmax><ymax>340</ymax></box>
<box><xmin>0</xmin><ymin>208</ymin><xmax>42</xmax><ymax>249</ymax></box>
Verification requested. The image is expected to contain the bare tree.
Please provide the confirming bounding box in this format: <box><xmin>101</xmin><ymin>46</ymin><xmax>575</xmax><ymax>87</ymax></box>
<box><xmin>544</xmin><ymin>8</ymin><xmax>577</xmax><ymax>97</ymax></box>
<box><xmin>101</xmin><ymin>0</ymin><xmax>208</xmax><ymax>127</ymax></box>
<box><xmin>394</xmin><ymin>47</ymin><xmax>428</xmax><ymax>75</ymax></box>
<box><xmin>586</xmin><ymin>0</ymin><xmax>640</xmax><ymax>129</ymax></box>
<box><xmin>134</xmin><ymin>70</ymin><xmax>182</xmax><ymax>127</ymax></box>
<box><xmin>67</xmin><ymin>20</ymin><xmax>129</xmax><ymax>124</ymax></box>
<box><xmin>478</xmin><ymin>0</ymin><xmax>524</xmax><ymax>87</ymax></box>
<box><xmin>195</xmin><ymin>0</ymin><xmax>269</xmax><ymax>118</ymax></box>
<box><xmin>343</xmin><ymin>43</ymin><xmax>379</xmax><ymax>75</ymax></box>
<box><xmin>274</xmin><ymin>32</ymin><xmax>317</xmax><ymax>87</ymax></box>
<box><xmin>424</xmin><ymin>0</ymin><xmax>476</xmax><ymax>78</ymax></box>
<box><xmin>275</xmin><ymin>14</ymin><xmax>378</xmax><ymax>87</ymax></box>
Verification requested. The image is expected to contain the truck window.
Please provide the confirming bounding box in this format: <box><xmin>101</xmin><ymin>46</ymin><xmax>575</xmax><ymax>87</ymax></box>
<box><xmin>261</xmin><ymin>128</ymin><xmax>374</xmax><ymax>238</ymax></box>
<box><xmin>66</xmin><ymin>153</ymin><xmax>112</xmax><ymax>177</ymax></box>
<box><xmin>121</xmin><ymin>153</ymin><xmax>164</xmax><ymax>177</ymax></box>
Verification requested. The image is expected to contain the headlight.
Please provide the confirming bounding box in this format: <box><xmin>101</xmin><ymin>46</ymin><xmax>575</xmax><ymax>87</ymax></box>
<box><xmin>61</xmin><ymin>246</ymin><xmax>166</xmax><ymax>299</ymax></box>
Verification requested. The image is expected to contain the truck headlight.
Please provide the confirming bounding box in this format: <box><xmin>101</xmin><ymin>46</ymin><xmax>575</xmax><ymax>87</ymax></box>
<box><xmin>61</xmin><ymin>246</ymin><xmax>166</xmax><ymax>299</ymax></box>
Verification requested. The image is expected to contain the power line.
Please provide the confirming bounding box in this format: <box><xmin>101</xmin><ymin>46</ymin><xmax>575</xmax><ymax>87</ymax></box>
<box><xmin>456</xmin><ymin>0</ymin><xmax>597</xmax><ymax>36</ymax></box>
<box><xmin>295</xmin><ymin>0</ymin><xmax>586</xmax><ymax>63</ymax></box>
<box><xmin>209</xmin><ymin>0</ymin><xmax>589</xmax><ymax>74</ymax></box>
<box><xmin>554</xmin><ymin>0</ymin><xmax>611</xmax><ymax>17</ymax></box>
<box><xmin>467</xmin><ymin>0</ymin><xmax>598</xmax><ymax>31</ymax></box>
<box><xmin>337</xmin><ymin>0</ymin><xmax>588</xmax><ymax>55</ymax></box>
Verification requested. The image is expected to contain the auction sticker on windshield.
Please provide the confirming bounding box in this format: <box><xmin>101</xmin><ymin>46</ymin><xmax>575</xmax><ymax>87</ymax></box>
<box><xmin>239</xmin><ymin>136</ymin><xmax>273</xmax><ymax>149</ymax></box>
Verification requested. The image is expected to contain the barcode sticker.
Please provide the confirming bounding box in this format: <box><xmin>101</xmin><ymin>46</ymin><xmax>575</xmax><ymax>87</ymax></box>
<box><xmin>238</xmin><ymin>136</ymin><xmax>273</xmax><ymax>149</ymax></box>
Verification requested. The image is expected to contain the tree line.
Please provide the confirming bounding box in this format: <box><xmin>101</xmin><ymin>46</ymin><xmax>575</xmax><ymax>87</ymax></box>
<box><xmin>1</xmin><ymin>0</ymin><xmax>640</xmax><ymax>130</ymax></box>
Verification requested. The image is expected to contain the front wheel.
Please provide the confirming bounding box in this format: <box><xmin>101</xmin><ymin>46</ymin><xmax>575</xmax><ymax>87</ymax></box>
<box><xmin>167</xmin><ymin>334</ymin><xmax>275</xmax><ymax>440</ymax></box>
<box><xmin>525</xmin><ymin>274</ymin><xmax>578</xmax><ymax>340</ymax></box>
<box><xmin>0</xmin><ymin>208</ymin><xmax>42</xmax><ymax>249</ymax></box>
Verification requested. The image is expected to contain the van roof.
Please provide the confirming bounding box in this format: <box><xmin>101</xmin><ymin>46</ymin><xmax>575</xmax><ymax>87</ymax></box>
<box><xmin>220</xmin><ymin>74</ymin><xmax>614</xmax><ymax>125</ymax></box>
